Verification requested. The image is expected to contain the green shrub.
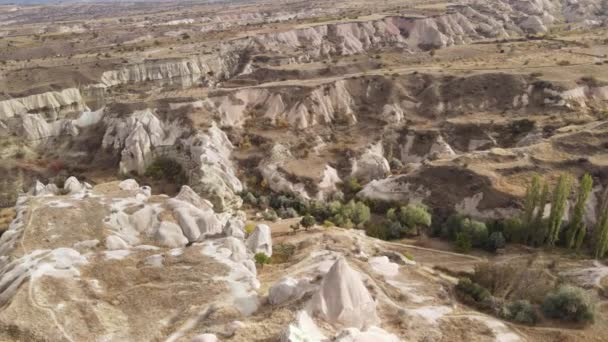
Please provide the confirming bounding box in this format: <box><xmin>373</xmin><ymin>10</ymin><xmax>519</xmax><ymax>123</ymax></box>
<box><xmin>502</xmin><ymin>300</ymin><xmax>538</xmax><ymax>325</ymax></box>
<box><xmin>145</xmin><ymin>157</ymin><xmax>187</xmax><ymax>184</ymax></box>
<box><xmin>323</xmin><ymin>220</ymin><xmax>334</xmax><ymax>228</ymax></box>
<box><xmin>278</xmin><ymin>207</ymin><xmax>298</xmax><ymax>219</ymax></box>
<box><xmin>263</xmin><ymin>209</ymin><xmax>278</xmax><ymax>222</ymax></box>
<box><xmin>455</xmin><ymin>232</ymin><xmax>472</xmax><ymax>253</ymax></box>
<box><xmin>365</xmin><ymin>223</ymin><xmax>389</xmax><ymax>240</ymax></box>
<box><xmin>487</xmin><ymin>232</ymin><xmax>506</xmax><ymax>252</ymax></box>
<box><xmin>541</xmin><ymin>286</ymin><xmax>595</xmax><ymax>323</ymax></box>
<box><xmin>242</xmin><ymin>192</ymin><xmax>257</xmax><ymax>206</ymax></box>
<box><xmin>462</xmin><ymin>219</ymin><xmax>489</xmax><ymax>247</ymax></box>
<box><xmin>244</xmin><ymin>223</ymin><xmax>256</xmax><ymax>235</ymax></box>
<box><xmin>254</xmin><ymin>253</ymin><xmax>271</xmax><ymax>267</ymax></box>
<box><xmin>399</xmin><ymin>204</ymin><xmax>432</xmax><ymax>230</ymax></box>
<box><xmin>456</xmin><ymin>278</ymin><xmax>491</xmax><ymax>303</ymax></box>
<box><xmin>300</xmin><ymin>215</ymin><xmax>315</xmax><ymax>230</ymax></box>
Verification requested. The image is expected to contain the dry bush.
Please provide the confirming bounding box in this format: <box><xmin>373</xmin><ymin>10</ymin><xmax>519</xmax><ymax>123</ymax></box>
<box><xmin>472</xmin><ymin>260</ymin><xmax>555</xmax><ymax>303</ymax></box>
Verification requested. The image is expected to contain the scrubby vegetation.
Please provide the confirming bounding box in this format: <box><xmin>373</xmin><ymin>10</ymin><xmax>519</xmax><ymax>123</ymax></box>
<box><xmin>254</xmin><ymin>252</ymin><xmax>271</xmax><ymax>267</ymax></box>
<box><xmin>456</xmin><ymin>262</ymin><xmax>595</xmax><ymax>326</ymax></box>
<box><xmin>145</xmin><ymin>157</ymin><xmax>187</xmax><ymax>185</ymax></box>
<box><xmin>541</xmin><ymin>286</ymin><xmax>595</xmax><ymax>323</ymax></box>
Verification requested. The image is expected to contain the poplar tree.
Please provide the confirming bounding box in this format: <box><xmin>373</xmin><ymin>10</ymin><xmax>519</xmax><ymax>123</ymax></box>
<box><xmin>522</xmin><ymin>175</ymin><xmax>541</xmax><ymax>242</ymax></box>
<box><xmin>565</xmin><ymin>174</ymin><xmax>593</xmax><ymax>249</ymax></box>
<box><xmin>531</xmin><ymin>181</ymin><xmax>550</xmax><ymax>246</ymax></box>
<box><xmin>546</xmin><ymin>174</ymin><xmax>573</xmax><ymax>247</ymax></box>
<box><xmin>594</xmin><ymin>187</ymin><xmax>608</xmax><ymax>259</ymax></box>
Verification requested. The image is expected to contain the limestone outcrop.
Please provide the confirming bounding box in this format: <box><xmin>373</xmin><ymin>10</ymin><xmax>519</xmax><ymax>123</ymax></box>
<box><xmin>310</xmin><ymin>257</ymin><xmax>379</xmax><ymax>329</ymax></box>
<box><xmin>0</xmin><ymin>88</ymin><xmax>87</xmax><ymax>120</ymax></box>
<box><xmin>245</xmin><ymin>224</ymin><xmax>273</xmax><ymax>257</ymax></box>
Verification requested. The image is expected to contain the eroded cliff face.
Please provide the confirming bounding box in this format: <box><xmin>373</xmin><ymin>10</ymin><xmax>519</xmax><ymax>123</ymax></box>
<box><xmin>0</xmin><ymin>88</ymin><xmax>88</xmax><ymax>120</ymax></box>
<box><xmin>99</xmin><ymin>51</ymin><xmax>250</xmax><ymax>88</ymax></box>
<box><xmin>101</xmin><ymin>108</ymin><xmax>243</xmax><ymax>212</ymax></box>
<box><xmin>203</xmin><ymin>73</ymin><xmax>601</xmax><ymax>130</ymax></box>
<box><xmin>220</xmin><ymin>0</ymin><xmax>606</xmax><ymax>61</ymax></box>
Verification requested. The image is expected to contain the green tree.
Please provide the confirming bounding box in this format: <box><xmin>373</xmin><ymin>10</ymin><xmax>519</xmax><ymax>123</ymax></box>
<box><xmin>455</xmin><ymin>232</ymin><xmax>472</xmax><ymax>253</ymax></box>
<box><xmin>523</xmin><ymin>175</ymin><xmax>541</xmax><ymax>226</ymax></box>
<box><xmin>254</xmin><ymin>253</ymin><xmax>271</xmax><ymax>267</ymax></box>
<box><xmin>399</xmin><ymin>204</ymin><xmax>432</xmax><ymax>230</ymax></box>
<box><xmin>594</xmin><ymin>187</ymin><xmax>608</xmax><ymax>258</ymax></box>
<box><xmin>300</xmin><ymin>215</ymin><xmax>315</xmax><ymax>230</ymax></box>
<box><xmin>532</xmin><ymin>182</ymin><xmax>550</xmax><ymax>245</ymax></box>
<box><xmin>565</xmin><ymin>174</ymin><xmax>593</xmax><ymax>249</ymax></box>
<box><xmin>546</xmin><ymin>174</ymin><xmax>573</xmax><ymax>246</ymax></box>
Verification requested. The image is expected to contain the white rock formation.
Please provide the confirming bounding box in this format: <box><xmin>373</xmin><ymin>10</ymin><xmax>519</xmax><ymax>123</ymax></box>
<box><xmin>335</xmin><ymin>327</ymin><xmax>401</xmax><ymax>342</ymax></box>
<box><xmin>281</xmin><ymin>311</ymin><xmax>326</xmax><ymax>342</ymax></box>
<box><xmin>351</xmin><ymin>143</ymin><xmax>390</xmax><ymax>182</ymax></box>
<box><xmin>268</xmin><ymin>277</ymin><xmax>313</xmax><ymax>306</ymax></box>
<box><xmin>310</xmin><ymin>257</ymin><xmax>378</xmax><ymax>329</ymax></box>
<box><xmin>103</xmin><ymin>109</ymin><xmax>242</xmax><ymax>211</ymax></box>
<box><xmin>189</xmin><ymin>334</ymin><xmax>218</xmax><ymax>342</ymax></box>
<box><xmin>0</xmin><ymin>88</ymin><xmax>87</xmax><ymax>120</ymax></box>
<box><xmin>245</xmin><ymin>224</ymin><xmax>272</xmax><ymax>257</ymax></box>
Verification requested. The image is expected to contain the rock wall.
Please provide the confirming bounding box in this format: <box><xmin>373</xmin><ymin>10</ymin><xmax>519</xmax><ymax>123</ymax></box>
<box><xmin>0</xmin><ymin>88</ymin><xmax>88</xmax><ymax>120</ymax></box>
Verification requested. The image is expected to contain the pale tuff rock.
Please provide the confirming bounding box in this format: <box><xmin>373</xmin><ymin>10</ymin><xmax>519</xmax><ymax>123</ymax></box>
<box><xmin>99</xmin><ymin>51</ymin><xmax>246</xmax><ymax>88</ymax></box>
<box><xmin>175</xmin><ymin>185</ymin><xmax>215</xmax><ymax>211</ymax></box>
<box><xmin>0</xmin><ymin>88</ymin><xmax>87</xmax><ymax>120</ymax></box>
<box><xmin>358</xmin><ymin>177</ymin><xmax>430</xmax><ymax>203</ymax></box>
<box><xmin>310</xmin><ymin>257</ymin><xmax>379</xmax><ymax>329</ymax></box>
<box><xmin>245</xmin><ymin>224</ymin><xmax>273</xmax><ymax>257</ymax></box>
<box><xmin>369</xmin><ymin>256</ymin><xmax>399</xmax><ymax>277</ymax></box>
<box><xmin>189</xmin><ymin>334</ymin><xmax>218</xmax><ymax>342</ymax></box>
<box><xmin>259</xmin><ymin>144</ymin><xmax>310</xmax><ymax>199</ymax></box>
<box><xmin>519</xmin><ymin>15</ymin><xmax>548</xmax><ymax>33</ymax></box>
<box><xmin>223</xmin><ymin>219</ymin><xmax>246</xmax><ymax>240</ymax></box>
<box><xmin>31</xmin><ymin>180</ymin><xmax>59</xmax><ymax>196</ymax></box>
<box><xmin>155</xmin><ymin>222</ymin><xmax>189</xmax><ymax>248</ymax></box>
<box><xmin>102</xmin><ymin>108</ymin><xmax>180</xmax><ymax>175</ymax></box>
<box><xmin>335</xmin><ymin>327</ymin><xmax>401</xmax><ymax>342</ymax></box>
<box><xmin>106</xmin><ymin>235</ymin><xmax>130</xmax><ymax>250</ymax></box>
<box><xmin>103</xmin><ymin>109</ymin><xmax>242</xmax><ymax>211</ymax></box>
<box><xmin>221</xmin><ymin>237</ymin><xmax>248</xmax><ymax>262</ymax></box>
<box><xmin>351</xmin><ymin>143</ymin><xmax>390</xmax><ymax>182</ymax></box>
<box><xmin>64</xmin><ymin>176</ymin><xmax>86</xmax><ymax>194</ymax></box>
<box><xmin>0</xmin><ymin>247</ymin><xmax>87</xmax><ymax>307</ymax></box>
<box><xmin>281</xmin><ymin>311</ymin><xmax>326</xmax><ymax>342</ymax></box>
<box><xmin>168</xmin><ymin>198</ymin><xmax>223</xmax><ymax>242</ymax></box>
<box><xmin>119</xmin><ymin>179</ymin><xmax>140</xmax><ymax>191</ymax></box>
<box><xmin>268</xmin><ymin>277</ymin><xmax>313</xmax><ymax>306</ymax></box>
<box><xmin>317</xmin><ymin>165</ymin><xmax>343</xmax><ymax>201</ymax></box>
<box><xmin>187</xmin><ymin>124</ymin><xmax>244</xmax><ymax>211</ymax></box>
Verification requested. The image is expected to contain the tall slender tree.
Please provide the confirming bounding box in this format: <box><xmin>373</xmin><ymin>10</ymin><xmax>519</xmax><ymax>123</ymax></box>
<box><xmin>532</xmin><ymin>181</ymin><xmax>550</xmax><ymax>246</ymax></box>
<box><xmin>565</xmin><ymin>174</ymin><xmax>593</xmax><ymax>249</ymax></box>
<box><xmin>546</xmin><ymin>174</ymin><xmax>573</xmax><ymax>247</ymax></box>
<box><xmin>594</xmin><ymin>187</ymin><xmax>608</xmax><ymax>259</ymax></box>
<box><xmin>522</xmin><ymin>175</ymin><xmax>541</xmax><ymax>242</ymax></box>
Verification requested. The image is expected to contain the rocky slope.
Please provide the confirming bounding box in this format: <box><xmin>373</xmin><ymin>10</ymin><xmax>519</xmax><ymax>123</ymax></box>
<box><xmin>0</xmin><ymin>178</ymin><xmax>537</xmax><ymax>341</ymax></box>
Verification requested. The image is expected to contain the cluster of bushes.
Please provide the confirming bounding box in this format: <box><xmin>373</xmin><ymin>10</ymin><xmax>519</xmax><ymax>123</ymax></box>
<box><xmin>367</xmin><ymin>204</ymin><xmax>432</xmax><ymax>240</ymax></box>
<box><xmin>308</xmin><ymin>199</ymin><xmax>371</xmax><ymax>229</ymax></box>
<box><xmin>240</xmin><ymin>191</ymin><xmax>372</xmax><ymax>229</ymax></box>
<box><xmin>436</xmin><ymin>214</ymin><xmax>505</xmax><ymax>253</ymax></box>
<box><xmin>456</xmin><ymin>278</ymin><xmax>594</xmax><ymax>326</ymax></box>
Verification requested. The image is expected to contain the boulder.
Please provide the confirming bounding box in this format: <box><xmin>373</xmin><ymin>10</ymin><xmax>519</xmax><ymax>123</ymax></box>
<box><xmin>105</xmin><ymin>235</ymin><xmax>130</xmax><ymax>250</ymax></box>
<box><xmin>281</xmin><ymin>311</ymin><xmax>326</xmax><ymax>342</ymax></box>
<box><xmin>189</xmin><ymin>334</ymin><xmax>218</xmax><ymax>342</ymax></box>
<box><xmin>155</xmin><ymin>222</ymin><xmax>189</xmax><ymax>248</ymax></box>
<box><xmin>222</xmin><ymin>237</ymin><xmax>248</xmax><ymax>262</ymax></box>
<box><xmin>268</xmin><ymin>277</ymin><xmax>312</xmax><ymax>306</ymax></box>
<box><xmin>64</xmin><ymin>177</ymin><xmax>85</xmax><ymax>194</ymax></box>
<box><xmin>119</xmin><ymin>179</ymin><xmax>140</xmax><ymax>191</ymax></box>
<box><xmin>245</xmin><ymin>224</ymin><xmax>272</xmax><ymax>257</ymax></box>
<box><xmin>310</xmin><ymin>257</ymin><xmax>378</xmax><ymax>329</ymax></box>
